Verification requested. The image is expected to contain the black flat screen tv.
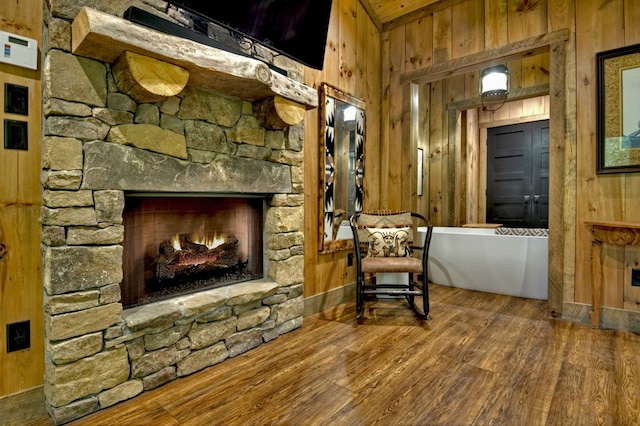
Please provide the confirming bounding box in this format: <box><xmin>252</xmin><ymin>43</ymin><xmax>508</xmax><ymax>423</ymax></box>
<box><xmin>167</xmin><ymin>1</ymin><xmax>333</xmax><ymax>70</ymax></box>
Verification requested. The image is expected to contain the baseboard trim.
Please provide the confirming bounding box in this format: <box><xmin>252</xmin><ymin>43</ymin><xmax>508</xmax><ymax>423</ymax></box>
<box><xmin>562</xmin><ymin>301</ymin><xmax>640</xmax><ymax>333</ymax></box>
<box><xmin>304</xmin><ymin>282</ymin><xmax>356</xmax><ymax>317</ymax></box>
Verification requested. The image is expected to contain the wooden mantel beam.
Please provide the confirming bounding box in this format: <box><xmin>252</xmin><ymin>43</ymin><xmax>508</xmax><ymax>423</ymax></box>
<box><xmin>71</xmin><ymin>7</ymin><xmax>318</xmax><ymax>109</ymax></box>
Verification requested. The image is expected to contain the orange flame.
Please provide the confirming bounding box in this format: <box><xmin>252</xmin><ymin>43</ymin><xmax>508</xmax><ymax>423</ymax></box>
<box><xmin>171</xmin><ymin>232</ymin><xmax>226</xmax><ymax>251</ymax></box>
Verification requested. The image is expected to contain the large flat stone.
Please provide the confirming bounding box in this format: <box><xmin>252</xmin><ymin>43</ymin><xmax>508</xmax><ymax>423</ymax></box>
<box><xmin>82</xmin><ymin>141</ymin><xmax>292</xmax><ymax>193</ymax></box>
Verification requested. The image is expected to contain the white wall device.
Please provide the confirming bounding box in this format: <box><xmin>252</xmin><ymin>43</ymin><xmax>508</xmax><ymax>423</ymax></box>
<box><xmin>0</xmin><ymin>30</ymin><xmax>38</xmax><ymax>70</ymax></box>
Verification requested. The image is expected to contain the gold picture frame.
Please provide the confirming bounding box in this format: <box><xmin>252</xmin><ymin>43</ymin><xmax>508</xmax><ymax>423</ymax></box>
<box><xmin>597</xmin><ymin>43</ymin><xmax>640</xmax><ymax>173</ymax></box>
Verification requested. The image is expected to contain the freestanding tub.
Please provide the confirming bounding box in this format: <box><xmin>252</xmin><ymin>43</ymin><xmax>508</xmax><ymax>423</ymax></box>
<box><xmin>418</xmin><ymin>226</ymin><xmax>548</xmax><ymax>300</ymax></box>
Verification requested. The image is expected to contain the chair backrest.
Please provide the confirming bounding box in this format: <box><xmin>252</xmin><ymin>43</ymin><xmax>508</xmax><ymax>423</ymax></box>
<box><xmin>350</xmin><ymin>210</ymin><xmax>417</xmax><ymax>258</ymax></box>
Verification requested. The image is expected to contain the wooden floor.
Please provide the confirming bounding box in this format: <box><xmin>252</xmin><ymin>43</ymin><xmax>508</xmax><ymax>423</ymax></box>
<box><xmin>3</xmin><ymin>284</ymin><xmax>640</xmax><ymax>425</ymax></box>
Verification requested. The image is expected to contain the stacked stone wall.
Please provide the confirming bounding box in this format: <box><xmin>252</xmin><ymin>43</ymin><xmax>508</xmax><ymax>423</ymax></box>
<box><xmin>42</xmin><ymin>2</ymin><xmax>306</xmax><ymax>423</ymax></box>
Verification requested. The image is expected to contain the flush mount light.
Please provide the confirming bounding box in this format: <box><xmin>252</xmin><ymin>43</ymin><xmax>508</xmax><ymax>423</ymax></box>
<box><xmin>480</xmin><ymin>64</ymin><xmax>510</xmax><ymax>112</ymax></box>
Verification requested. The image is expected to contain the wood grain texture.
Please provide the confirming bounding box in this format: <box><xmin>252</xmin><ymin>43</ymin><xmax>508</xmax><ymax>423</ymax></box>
<box><xmin>10</xmin><ymin>284</ymin><xmax>640</xmax><ymax>425</ymax></box>
<box><xmin>0</xmin><ymin>0</ymin><xmax>43</xmax><ymax>397</ymax></box>
<box><xmin>303</xmin><ymin>0</ymin><xmax>381</xmax><ymax>298</ymax></box>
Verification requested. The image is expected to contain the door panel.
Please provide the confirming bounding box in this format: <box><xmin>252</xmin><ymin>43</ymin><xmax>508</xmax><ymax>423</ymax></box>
<box><xmin>487</xmin><ymin>120</ymin><xmax>549</xmax><ymax>228</ymax></box>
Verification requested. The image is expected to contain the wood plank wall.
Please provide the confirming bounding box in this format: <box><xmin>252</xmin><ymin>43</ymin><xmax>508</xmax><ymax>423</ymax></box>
<box><xmin>377</xmin><ymin>0</ymin><xmax>640</xmax><ymax>320</ymax></box>
<box><xmin>0</xmin><ymin>0</ymin><xmax>43</xmax><ymax>396</ymax></box>
<box><xmin>303</xmin><ymin>0</ymin><xmax>381</xmax><ymax>298</ymax></box>
<box><xmin>575</xmin><ymin>0</ymin><xmax>640</xmax><ymax>313</ymax></box>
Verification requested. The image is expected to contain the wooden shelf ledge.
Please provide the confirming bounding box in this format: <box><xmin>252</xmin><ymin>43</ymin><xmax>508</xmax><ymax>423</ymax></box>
<box><xmin>71</xmin><ymin>7</ymin><xmax>318</xmax><ymax>109</ymax></box>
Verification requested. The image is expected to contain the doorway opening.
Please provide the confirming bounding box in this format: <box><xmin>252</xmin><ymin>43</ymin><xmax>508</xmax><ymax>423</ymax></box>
<box><xmin>486</xmin><ymin>120</ymin><xmax>549</xmax><ymax>228</ymax></box>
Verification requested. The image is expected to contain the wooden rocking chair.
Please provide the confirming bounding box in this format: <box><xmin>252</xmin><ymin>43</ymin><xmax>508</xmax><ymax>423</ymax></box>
<box><xmin>349</xmin><ymin>210</ymin><xmax>433</xmax><ymax>320</ymax></box>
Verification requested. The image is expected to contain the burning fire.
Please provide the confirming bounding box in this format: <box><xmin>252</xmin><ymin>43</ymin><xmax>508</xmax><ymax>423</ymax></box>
<box><xmin>171</xmin><ymin>232</ymin><xmax>226</xmax><ymax>251</ymax></box>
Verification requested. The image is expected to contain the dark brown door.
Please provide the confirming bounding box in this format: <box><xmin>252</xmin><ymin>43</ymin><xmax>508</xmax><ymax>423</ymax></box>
<box><xmin>486</xmin><ymin>120</ymin><xmax>549</xmax><ymax>228</ymax></box>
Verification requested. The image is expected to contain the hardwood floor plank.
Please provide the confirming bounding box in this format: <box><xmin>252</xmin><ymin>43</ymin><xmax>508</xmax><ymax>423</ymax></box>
<box><xmin>5</xmin><ymin>284</ymin><xmax>639</xmax><ymax>425</ymax></box>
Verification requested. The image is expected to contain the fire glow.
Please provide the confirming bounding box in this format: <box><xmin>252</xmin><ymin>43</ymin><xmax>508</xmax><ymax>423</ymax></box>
<box><xmin>171</xmin><ymin>232</ymin><xmax>226</xmax><ymax>251</ymax></box>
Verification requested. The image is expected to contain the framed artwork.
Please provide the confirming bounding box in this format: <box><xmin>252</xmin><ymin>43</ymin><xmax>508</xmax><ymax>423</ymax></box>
<box><xmin>597</xmin><ymin>43</ymin><xmax>640</xmax><ymax>173</ymax></box>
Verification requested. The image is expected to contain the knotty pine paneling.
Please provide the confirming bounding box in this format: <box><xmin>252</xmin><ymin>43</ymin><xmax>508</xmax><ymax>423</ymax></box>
<box><xmin>0</xmin><ymin>0</ymin><xmax>43</xmax><ymax>396</ymax></box>
<box><xmin>380</xmin><ymin>0</ymin><xmax>640</xmax><ymax>322</ymax></box>
<box><xmin>303</xmin><ymin>0</ymin><xmax>381</xmax><ymax>298</ymax></box>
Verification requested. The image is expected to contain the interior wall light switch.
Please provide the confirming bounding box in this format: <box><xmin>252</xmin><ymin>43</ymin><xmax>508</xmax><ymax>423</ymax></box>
<box><xmin>4</xmin><ymin>119</ymin><xmax>28</xmax><ymax>150</ymax></box>
<box><xmin>4</xmin><ymin>83</ymin><xmax>28</xmax><ymax>115</ymax></box>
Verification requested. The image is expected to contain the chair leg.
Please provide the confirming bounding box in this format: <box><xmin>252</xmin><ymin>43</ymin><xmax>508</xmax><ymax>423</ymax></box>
<box><xmin>356</xmin><ymin>273</ymin><xmax>364</xmax><ymax>319</ymax></box>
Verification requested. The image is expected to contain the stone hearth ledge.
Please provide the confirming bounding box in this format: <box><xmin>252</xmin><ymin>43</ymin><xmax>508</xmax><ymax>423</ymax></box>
<box><xmin>122</xmin><ymin>279</ymin><xmax>280</xmax><ymax>333</ymax></box>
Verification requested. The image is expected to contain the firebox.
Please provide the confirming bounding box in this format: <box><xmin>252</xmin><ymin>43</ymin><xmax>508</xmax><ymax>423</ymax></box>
<box><xmin>122</xmin><ymin>195</ymin><xmax>264</xmax><ymax>308</ymax></box>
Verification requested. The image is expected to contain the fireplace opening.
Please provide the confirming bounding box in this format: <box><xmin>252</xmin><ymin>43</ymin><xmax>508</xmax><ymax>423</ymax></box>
<box><xmin>122</xmin><ymin>195</ymin><xmax>264</xmax><ymax>308</ymax></box>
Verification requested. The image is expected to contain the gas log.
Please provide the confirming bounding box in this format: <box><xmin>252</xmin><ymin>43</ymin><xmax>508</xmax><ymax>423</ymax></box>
<box><xmin>155</xmin><ymin>234</ymin><xmax>239</xmax><ymax>281</ymax></box>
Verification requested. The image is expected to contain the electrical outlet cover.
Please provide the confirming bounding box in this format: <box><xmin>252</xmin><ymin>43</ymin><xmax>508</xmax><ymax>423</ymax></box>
<box><xmin>6</xmin><ymin>320</ymin><xmax>30</xmax><ymax>352</ymax></box>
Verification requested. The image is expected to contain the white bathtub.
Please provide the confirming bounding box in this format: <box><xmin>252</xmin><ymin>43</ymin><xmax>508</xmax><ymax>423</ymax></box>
<box><xmin>418</xmin><ymin>226</ymin><xmax>548</xmax><ymax>300</ymax></box>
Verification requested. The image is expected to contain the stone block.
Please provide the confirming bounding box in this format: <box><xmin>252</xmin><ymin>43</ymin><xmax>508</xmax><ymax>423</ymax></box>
<box><xmin>46</xmin><ymin>397</ymin><xmax>98</xmax><ymax>425</ymax></box>
<box><xmin>43</xmin><ymin>245</ymin><xmax>123</xmax><ymax>295</ymax></box>
<box><xmin>42</xmin><ymin>137</ymin><xmax>83</xmax><ymax>170</ymax></box>
<box><xmin>45</xmin><ymin>303</ymin><xmax>123</xmax><ymax>341</ymax></box>
<box><xmin>42</xmin><ymin>226</ymin><xmax>66</xmax><ymax>246</ymax></box>
<box><xmin>94</xmin><ymin>190</ymin><xmax>124</xmax><ymax>224</ymax></box>
<box><xmin>236</xmin><ymin>144</ymin><xmax>271</xmax><ymax>160</ymax></box>
<box><xmin>274</xmin><ymin>296</ymin><xmax>304</xmax><ymax>326</ymax></box>
<box><xmin>177</xmin><ymin>342</ymin><xmax>229</xmax><ymax>377</ymax></box>
<box><xmin>265</xmin><ymin>206</ymin><xmax>303</xmax><ymax>233</ymax></box>
<box><xmin>188</xmin><ymin>317</ymin><xmax>237</xmax><ymax>350</ymax></box>
<box><xmin>184</xmin><ymin>120</ymin><xmax>227</xmax><ymax>151</ymax></box>
<box><xmin>178</xmin><ymin>86</ymin><xmax>242</xmax><ymax>127</ymax></box>
<box><xmin>131</xmin><ymin>346</ymin><xmax>189</xmax><ymax>378</ymax></box>
<box><xmin>226</xmin><ymin>280</ymin><xmax>279</xmax><ymax>305</ymax></box>
<box><xmin>100</xmin><ymin>283</ymin><xmax>122</xmax><ymax>304</ymax></box>
<box><xmin>286</xmin><ymin>123</ymin><xmax>304</xmax><ymax>151</ymax></box>
<box><xmin>93</xmin><ymin>107</ymin><xmax>134</xmax><ymax>126</ymax></box>
<box><xmin>161</xmin><ymin>113</ymin><xmax>185</xmax><ymax>135</ymax></box>
<box><xmin>82</xmin><ymin>141</ymin><xmax>292</xmax><ymax>194</ymax></box>
<box><xmin>46</xmin><ymin>332</ymin><xmax>103</xmax><ymax>364</ymax></box>
<box><xmin>145</xmin><ymin>324</ymin><xmax>191</xmax><ymax>351</ymax></box>
<box><xmin>264</xmin><ymin>248</ymin><xmax>290</xmax><ymax>261</ymax></box>
<box><xmin>45</xmin><ymin>116</ymin><xmax>110</xmax><ymax>141</ymax></box>
<box><xmin>269</xmin><ymin>149</ymin><xmax>303</xmax><ymax>166</ymax></box>
<box><xmin>226</xmin><ymin>329</ymin><xmax>263</xmax><ymax>357</ymax></box>
<box><xmin>107</xmin><ymin>92</ymin><xmax>136</xmax><ymax>112</ymax></box>
<box><xmin>41</xmin><ymin>170</ymin><xmax>83</xmax><ymax>190</ymax></box>
<box><xmin>265</xmin><ymin>130</ymin><xmax>286</xmax><ymax>149</ymax></box>
<box><xmin>187</xmin><ymin>148</ymin><xmax>216</xmax><ymax>164</ymax></box>
<box><xmin>41</xmin><ymin>206</ymin><xmax>98</xmax><ymax>227</ymax></box>
<box><xmin>42</xmin><ymin>190</ymin><xmax>94</xmax><ymax>208</ymax></box>
<box><xmin>237</xmin><ymin>307</ymin><xmax>271</xmax><ymax>331</ymax></box>
<box><xmin>266</xmin><ymin>231</ymin><xmax>304</xmax><ymax>250</ymax></box>
<box><xmin>160</xmin><ymin>96</ymin><xmax>180</xmax><ymax>115</ymax></box>
<box><xmin>268</xmin><ymin>255</ymin><xmax>304</xmax><ymax>286</ymax></box>
<box><xmin>107</xmin><ymin>123</ymin><xmax>188</xmax><ymax>159</ymax></box>
<box><xmin>142</xmin><ymin>366</ymin><xmax>177</xmax><ymax>391</ymax></box>
<box><xmin>44</xmin><ymin>290</ymin><xmax>100</xmax><ymax>315</ymax></box>
<box><xmin>134</xmin><ymin>104</ymin><xmax>160</xmax><ymax>125</ymax></box>
<box><xmin>98</xmin><ymin>380</ymin><xmax>144</xmax><ymax>408</ymax></box>
<box><xmin>44</xmin><ymin>347</ymin><xmax>129</xmax><ymax>407</ymax></box>
<box><xmin>47</xmin><ymin>17</ymin><xmax>71</xmax><ymax>51</ymax></box>
<box><xmin>44</xmin><ymin>98</ymin><xmax>92</xmax><ymax>117</ymax></box>
<box><xmin>177</xmin><ymin>291</ymin><xmax>227</xmax><ymax>317</ymax></box>
<box><xmin>195</xmin><ymin>305</ymin><xmax>232</xmax><ymax>323</ymax></box>
<box><xmin>45</xmin><ymin>50</ymin><xmax>107</xmax><ymax>107</ymax></box>
<box><xmin>123</xmin><ymin>300</ymin><xmax>182</xmax><ymax>332</ymax></box>
<box><xmin>67</xmin><ymin>225</ymin><xmax>124</xmax><ymax>245</ymax></box>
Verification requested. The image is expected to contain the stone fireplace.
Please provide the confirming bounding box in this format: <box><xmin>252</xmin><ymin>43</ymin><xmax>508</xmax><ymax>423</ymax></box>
<box><xmin>41</xmin><ymin>4</ymin><xmax>316</xmax><ymax>424</ymax></box>
<box><xmin>122</xmin><ymin>195</ymin><xmax>265</xmax><ymax>308</ymax></box>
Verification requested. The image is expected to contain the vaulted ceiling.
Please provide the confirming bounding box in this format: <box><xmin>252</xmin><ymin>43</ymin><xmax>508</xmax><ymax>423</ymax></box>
<box><xmin>359</xmin><ymin>0</ymin><xmax>456</xmax><ymax>31</ymax></box>
<box><xmin>363</xmin><ymin>0</ymin><xmax>445</xmax><ymax>23</ymax></box>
